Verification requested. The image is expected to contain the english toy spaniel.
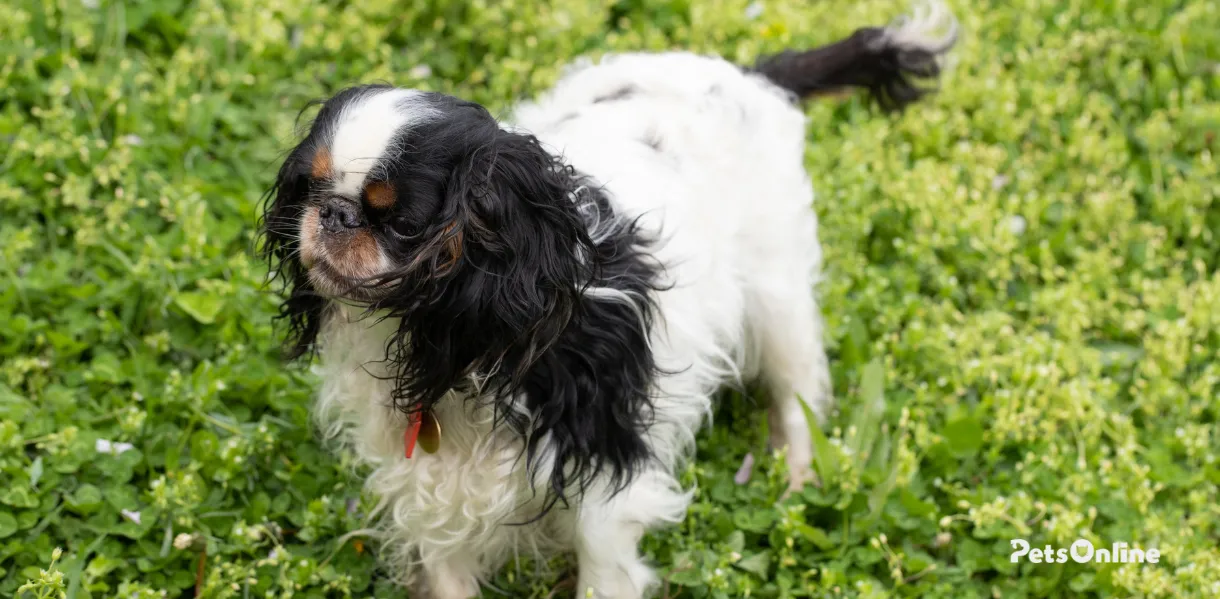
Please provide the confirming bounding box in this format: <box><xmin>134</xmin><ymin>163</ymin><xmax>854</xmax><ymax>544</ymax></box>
<box><xmin>260</xmin><ymin>4</ymin><xmax>956</xmax><ymax>597</ymax></box>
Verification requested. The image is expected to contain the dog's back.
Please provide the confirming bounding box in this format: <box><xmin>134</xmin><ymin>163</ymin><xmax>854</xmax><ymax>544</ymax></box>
<box><xmin>509</xmin><ymin>0</ymin><xmax>957</xmax><ymax>430</ymax></box>
<box><xmin>514</xmin><ymin>49</ymin><xmax>817</xmax><ymax>390</ymax></box>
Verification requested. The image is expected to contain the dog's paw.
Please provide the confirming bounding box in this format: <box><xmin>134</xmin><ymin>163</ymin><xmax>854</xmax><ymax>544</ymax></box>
<box><xmin>783</xmin><ymin>455</ymin><xmax>819</xmax><ymax>499</ymax></box>
<box><xmin>413</xmin><ymin>567</ymin><xmax>479</xmax><ymax>599</ymax></box>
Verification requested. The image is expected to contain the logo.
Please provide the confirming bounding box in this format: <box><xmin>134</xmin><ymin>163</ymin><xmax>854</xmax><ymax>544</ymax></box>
<box><xmin>1009</xmin><ymin>539</ymin><xmax>1160</xmax><ymax>564</ymax></box>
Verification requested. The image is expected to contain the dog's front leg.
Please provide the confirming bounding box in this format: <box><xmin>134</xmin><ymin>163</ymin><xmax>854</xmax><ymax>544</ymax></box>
<box><xmin>413</xmin><ymin>559</ymin><xmax>481</xmax><ymax>599</ymax></box>
<box><xmin>573</xmin><ymin>470</ymin><xmax>690</xmax><ymax>599</ymax></box>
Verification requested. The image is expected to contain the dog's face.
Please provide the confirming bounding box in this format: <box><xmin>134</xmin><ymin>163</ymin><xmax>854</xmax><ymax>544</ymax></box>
<box><xmin>264</xmin><ymin>86</ymin><xmax>482</xmax><ymax>303</ymax></box>
<box><xmin>261</xmin><ymin>85</ymin><xmax>599</xmax><ymax>409</ymax></box>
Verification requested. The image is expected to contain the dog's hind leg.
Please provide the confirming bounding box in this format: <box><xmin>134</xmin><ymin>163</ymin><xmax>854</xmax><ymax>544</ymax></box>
<box><xmin>749</xmin><ymin>260</ymin><xmax>834</xmax><ymax>492</ymax></box>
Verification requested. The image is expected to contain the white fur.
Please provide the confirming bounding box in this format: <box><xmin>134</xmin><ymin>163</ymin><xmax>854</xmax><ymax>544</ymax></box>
<box><xmin>314</xmin><ymin>52</ymin><xmax>845</xmax><ymax>599</ymax></box>
<box><xmin>326</xmin><ymin>88</ymin><xmax>436</xmax><ymax>197</ymax></box>
<box><xmin>874</xmin><ymin>0</ymin><xmax>959</xmax><ymax>54</ymax></box>
<box><xmin>303</xmin><ymin>88</ymin><xmax>435</xmax><ymax>284</ymax></box>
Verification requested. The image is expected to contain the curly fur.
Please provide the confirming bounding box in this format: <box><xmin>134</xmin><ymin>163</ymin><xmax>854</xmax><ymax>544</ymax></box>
<box><xmin>260</xmin><ymin>4</ymin><xmax>956</xmax><ymax>597</ymax></box>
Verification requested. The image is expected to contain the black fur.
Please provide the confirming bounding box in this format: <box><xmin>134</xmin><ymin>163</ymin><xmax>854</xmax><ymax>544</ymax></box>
<box><xmin>593</xmin><ymin>85</ymin><xmax>637</xmax><ymax>103</ymax></box>
<box><xmin>641</xmin><ymin>129</ymin><xmax>665</xmax><ymax>153</ymax></box>
<box><xmin>259</xmin><ymin>85</ymin><xmax>398</xmax><ymax>359</ymax></box>
<box><xmin>260</xmin><ymin>88</ymin><xmax>664</xmax><ymax>515</ymax></box>
<box><xmin>753</xmin><ymin>26</ymin><xmax>952</xmax><ymax>112</ymax></box>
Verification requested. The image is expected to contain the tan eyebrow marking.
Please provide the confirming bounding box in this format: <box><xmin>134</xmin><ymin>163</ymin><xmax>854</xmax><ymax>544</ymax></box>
<box><xmin>365</xmin><ymin>180</ymin><xmax>396</xmax><ymax>210</ymax></box>
<box><xmin>311</xmin><ymin>147</ymin><xmax>332</xmax><ymax>179</ymax></box>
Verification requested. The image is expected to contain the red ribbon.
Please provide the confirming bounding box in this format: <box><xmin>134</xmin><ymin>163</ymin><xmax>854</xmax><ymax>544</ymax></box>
<box><xmin>403</xmin><ymin>411</ymin><xmax>423</xmax><ymax>459</ymax></box>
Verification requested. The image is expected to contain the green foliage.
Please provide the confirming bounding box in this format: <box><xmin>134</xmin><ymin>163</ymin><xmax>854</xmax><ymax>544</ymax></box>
<box><xmin>2</xmin><ymin>0</ymin><xmax>1218</xmax><ymax>597</ymax></box>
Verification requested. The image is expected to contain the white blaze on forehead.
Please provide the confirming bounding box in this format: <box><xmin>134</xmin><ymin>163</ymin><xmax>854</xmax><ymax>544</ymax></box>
<box><xmin>327</xmin><ymin>88</ymin><xmax>435</xmax><ymax>197</ymax></box>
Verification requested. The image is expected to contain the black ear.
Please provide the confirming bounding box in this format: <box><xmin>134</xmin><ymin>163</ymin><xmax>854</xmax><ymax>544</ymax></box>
<box><xmin>385</xmin><ymin>128</ymin><xmax>593</xmax><ymax>409</ymax></box>
<box><xmin>384</xmin><ymin>127</ymin><xmax>664</xmax><ymax>512</ymax></box>
<box><xmin>259</xmin><ymin>145</ymin><xmax>326</xmax><ymax>360</ymax></box>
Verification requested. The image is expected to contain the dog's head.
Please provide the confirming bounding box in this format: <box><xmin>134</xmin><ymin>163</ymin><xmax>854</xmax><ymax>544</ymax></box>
<box><xmin>262</xmin><ymin>85</ymin><xmax>663</xmax><ymax>510</ymax></box>
<box><xmin>260</xmin><ymin>85</ymin><xmax>596</xmax><ymax>411</ymax></box>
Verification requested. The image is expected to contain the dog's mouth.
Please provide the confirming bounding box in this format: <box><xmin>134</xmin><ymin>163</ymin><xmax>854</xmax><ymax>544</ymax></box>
<box><xmin>299</xmin><ymin>205</ymin><xmax>395</xmax><ymax>301</ymax></box>
<box><xmin>305</xmin><ymin>260</ymin><xmax>368</xmax><ymax>300</ymax></box>
<box><xmin>306</xmin><ymin>254</ymin><xmax>400</xmax><ymax>304</ymax></box>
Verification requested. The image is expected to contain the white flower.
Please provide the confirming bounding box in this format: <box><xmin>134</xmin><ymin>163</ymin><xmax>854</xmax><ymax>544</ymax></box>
<box><xmin>96</xmin><ymin>439</ymin><xmax>135</xmax><ymax>454</ymax></box>
<box><xmin>122</xmin><ymin>134</ymin><xmax>144</xmax><ymax>146</ymax></box>
<box><xmin>81</xmin><ymin>0</ymin><xmax>99</xmax><ymax>8</ymax></box>
<box><xmin>744</xmin><ymin>1</ymin><xmax>764</xmax><ymax>20</ymax></box>
<box><xmin>1008</xmin><ymin>215</ymin><xmax>1027</xmax><ymax>236</ymax></box>
<box><xmin>409</xmin><ymin>64</ymin><xmax>433</xmax><ymax>79</ymax></box>
<box><xmin>121</xmin><ymin>509</ymin><xmax>141</xmax><ymax>524</ymax></box>
<box><xmin>173</xmin><ymin>533</ymin><xmax>195</xmax><ymax>550</ymax></box>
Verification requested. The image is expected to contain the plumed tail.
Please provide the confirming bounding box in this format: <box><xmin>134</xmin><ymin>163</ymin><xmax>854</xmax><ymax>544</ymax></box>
<box><xmin>753</xmin><ymin>1</ymin><xmax>958</xmax><ymax>112</ymax></box>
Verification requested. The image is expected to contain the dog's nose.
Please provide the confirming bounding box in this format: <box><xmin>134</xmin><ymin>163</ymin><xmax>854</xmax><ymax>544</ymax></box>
<box><xmin>319</xmin><ymin>198</ymin><xmax>365</xmax><ymax>232</ymax></box>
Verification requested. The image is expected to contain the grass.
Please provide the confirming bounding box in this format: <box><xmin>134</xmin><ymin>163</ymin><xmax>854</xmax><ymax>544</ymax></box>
<box><xmin>2</xmin><ymin>0</ymin><xmax>1219</xmax><ymax>597</ymax></box>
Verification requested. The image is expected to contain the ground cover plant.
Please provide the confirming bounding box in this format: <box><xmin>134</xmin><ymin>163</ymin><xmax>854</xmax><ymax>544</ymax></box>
<box><xmin>2</xmin><ymin>0</ymin><xmax>1219</xmax><ymax>597</ymax></box>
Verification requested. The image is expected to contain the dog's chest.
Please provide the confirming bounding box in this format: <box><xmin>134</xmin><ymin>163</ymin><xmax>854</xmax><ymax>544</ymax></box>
<box><xmin>313</xmin><ymin>314</ymin><xmax>566</xmax><ymax>563</ymax></box>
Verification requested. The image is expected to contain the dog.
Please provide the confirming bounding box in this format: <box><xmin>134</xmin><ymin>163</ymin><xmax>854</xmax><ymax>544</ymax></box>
<box><xmin>260</xmin><ymin>4</ymin><xmax>956</xmax><ymax>597</ymax></box>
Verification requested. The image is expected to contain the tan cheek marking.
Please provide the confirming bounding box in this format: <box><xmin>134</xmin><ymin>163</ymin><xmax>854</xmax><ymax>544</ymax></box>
<box><xmin>441</xmin><ymin>223</ymin><xmax>463</xmax><ymax>271</ymax></box>
<box><xmin>311</xmin><ymin>147</ymin><xmax>332</xmax><ymax>179</ymax></box>
<box><xmin>404</xmin><ymin>223</ymin><xmax>464</xmax><ymax>274</ymax></box>
<box><xmin>334</xmin><ymin>230</ymin><xmax>383</xmax><ymax>278</ymax></box>
<box><xmin>365</xmin><ymin>181</ymin><xmax>396</xmax><ymax>211</ymax></box>
<box><xmin>299</xmin><ymin>207</ymin><xmax>320</xmax><ymax>267</ymax></box>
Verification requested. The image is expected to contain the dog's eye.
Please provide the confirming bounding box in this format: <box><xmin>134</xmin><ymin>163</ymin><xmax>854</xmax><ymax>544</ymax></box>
<box><xmin>387</xmin><ymin>217</ymin><xmax>423</xmax><ymax>239</ymax></box>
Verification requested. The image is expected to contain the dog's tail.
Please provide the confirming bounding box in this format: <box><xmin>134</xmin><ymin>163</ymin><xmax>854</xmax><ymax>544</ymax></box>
<box><xmin>753</xmin><ymin>1</ymin><xmax>958</xmax><ymax>112</ymax></box>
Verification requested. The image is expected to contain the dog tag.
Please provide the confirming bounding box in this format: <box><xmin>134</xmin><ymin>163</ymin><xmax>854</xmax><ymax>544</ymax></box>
<box><xmin>418</xmin><ymin>410</ymin><xmax>441</xmax><ymax>454</ymax></box>
<box><xmin>404</xmin><ymin>411</ymin><xmax>441</xmax><ymax>459</ymax></box>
